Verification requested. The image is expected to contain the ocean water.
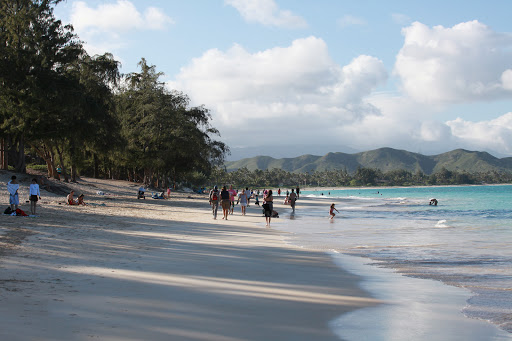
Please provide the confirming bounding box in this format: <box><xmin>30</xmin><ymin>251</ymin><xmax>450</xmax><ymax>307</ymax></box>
<box><xmin>273</xmin><ymin>185</ymin><xmax>512</xmax><ymax>339</ymax></box>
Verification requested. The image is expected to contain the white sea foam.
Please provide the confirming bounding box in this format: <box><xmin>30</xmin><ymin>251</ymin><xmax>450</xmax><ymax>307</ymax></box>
<box><xmin>277</xmin><ymin>185</ymin><xmax>512</xmax><ymax>336</ymax></box>
<box><xmin>435</xmin><ymin>219</ymin><xmax>450</xmax><ymax>227</ymax></box>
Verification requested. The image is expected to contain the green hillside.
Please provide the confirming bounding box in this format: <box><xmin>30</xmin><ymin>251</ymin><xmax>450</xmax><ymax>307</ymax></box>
<box><xmin>225</xmin><ymin>148</ymin><xmax>512</xmax><ymax>174</ymax></box>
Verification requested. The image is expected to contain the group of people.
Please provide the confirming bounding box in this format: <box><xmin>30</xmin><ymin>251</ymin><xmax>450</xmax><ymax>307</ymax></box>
<box><xmin>6</xmin><ymin>175</ymin><xmax>41</xmax><ymax>216</ymax></box>
<box><xmin>67</xmin><ymin>190</ymin><xmax>86</xmax><ymax>206</ymax></box>
<box><xmin>209</xmin><ymin>185</ymin><xmax>245</xmax><ymax>221</ymax></box>
<box><xmin>208</xmin><ymin>186</ymin><xmax>304</xmax><ymax>227</ymax></box>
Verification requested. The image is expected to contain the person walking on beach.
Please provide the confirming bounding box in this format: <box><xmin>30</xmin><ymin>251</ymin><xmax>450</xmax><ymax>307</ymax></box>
<box><xmin>228</xmin><ymin>185</ymin><xmax>237</xmax><ymax>214</ymax></box>
<box><xmin>246</xmin><ymin>187</ymin><xmax>251</xmax><ymax>207</ymax></box>
<box><xmin>209</xmin><ymin>186</ymin><xmax>219</xmax><ymax>219</ymax></box>
<box><xmin>7</xmin><ymin>175</ymin><xmax>19</xmax><ymax>211</ymax></box>
<box><xmin>220</xmin><ymin>185</ymin><xmax>230</xmax><ymax>220</ymax></box>
<box><xmin>296</xmin><ymin>186</ymin><xmax>300</xmax><ymax>199</ymax></box>
<box><xmin>289</xmin><ymin>188</ymin><xmax>297</xmax><ymax>213</ymax></box>
<box><xmin>237</xmin><ymin>189</ymin><xmax>248</xmax><ymax>215</ymax></box>
<box><xmin>329</xmin><ymin>203</ymin><xmax>339</xmax><ymax>219</ymax></box>
<box><xmin>29</xmin><ymin>178</ymin><xmax>41</xmax><ymax>215</ymax></box>
<box><xmin>263</xmin><ymin>190</ymin><xmax>273</xmax><ymax>227</ymax></box>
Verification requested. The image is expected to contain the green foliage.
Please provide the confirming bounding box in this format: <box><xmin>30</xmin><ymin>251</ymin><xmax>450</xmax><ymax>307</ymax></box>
<box><xmin>0</xmin><ymin>2</ymin><xmax>228</xmax><ymax>186</ymax></box>
<box><xmin>116</xmin><ymin>58</ymin><xmax>228</xmax><ymax>186</ymax></box>
<box><xmin>208</xmin><ymin>166</ymin><xmax>512</xmax><ymax>188</ymax></box>
<box><xmin>27</xmin><ymin>164</ymin><xmax>47</xmax><ymax>171</ymax></box>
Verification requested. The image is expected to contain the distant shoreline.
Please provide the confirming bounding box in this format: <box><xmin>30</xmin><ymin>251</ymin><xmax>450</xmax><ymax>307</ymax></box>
<box><xmin>301</xmin><ymin>183</ymin><xmax>512</xmax><ymax>192</ymax></box>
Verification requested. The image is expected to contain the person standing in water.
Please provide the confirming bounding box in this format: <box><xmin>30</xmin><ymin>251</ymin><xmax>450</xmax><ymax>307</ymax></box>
<box><xmin>263</xmin><ymin>190</ymin><xmax>274</xmax><ymax>227</ymax></box>
<box><xmin>329</xmin><ymin>203</ymin><xmax>339</xmax><ymax>219</ymax></box>
<box><xmin>288</xmin><ymin>188</ymin><xmax>297</xmax><ymax>213</ymax></box>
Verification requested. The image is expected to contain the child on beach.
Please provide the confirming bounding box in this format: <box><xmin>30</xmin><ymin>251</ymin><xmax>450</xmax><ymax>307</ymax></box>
<box><xmin>29</xmin><ymin>178</ymin><xmax>41</xmax><ymax>215</ymax></box>
<box><xmin>7</xmin><ymin>175</ymin><xmax>19</xmax><ymax>211</ymax></box>
<box><xmin>77</xmin><ymin>194</ymin><xmax>86</xmax><ymax>205</ymax></box>
<box><xmin>329</xmin><ymin>203</ymin><xmax>339</xmax><ymax>219</ymax></box>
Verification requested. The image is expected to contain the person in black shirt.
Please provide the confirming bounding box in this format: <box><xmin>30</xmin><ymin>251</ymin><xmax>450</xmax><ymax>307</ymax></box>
<box><xmin>220</xmin><ymin>186</ymin><xmax>230</xmax><ymax>220</ymax></box>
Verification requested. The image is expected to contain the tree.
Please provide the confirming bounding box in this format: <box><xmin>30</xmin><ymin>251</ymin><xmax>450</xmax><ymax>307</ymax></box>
<box><xmin>354</xmin><ymin>167</ymin><xmax>379</xmax><ymax>186</ymax></box>
<box><xmin>0</xmin><ymin>0</ymin><xmax>82</xmax><ymax>173</ymax></box>
<box><xmin>117</xmin><ymin>58</ymin><xmax>228</xmax><ymax>187</ymax></box>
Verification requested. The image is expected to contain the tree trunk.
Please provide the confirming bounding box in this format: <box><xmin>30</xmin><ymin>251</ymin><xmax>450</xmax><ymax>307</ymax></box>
<box><xmin>15</xmin><ymin>136</ymin><xmax>26</xmax><ymax>173</ymax></box>
<box><xmin>93</xmin><ymin>154</ymin><xmax>99</xmax><ymax>178</ymax></box>
<box><xmin>0</xmin><ymin>138</ymin><xmax>8</xmax><ymax>170</ymax></box>
<box><xmin>8</xmin><ymin>135</ymin><xmax>26</xmax><ymax>173</ymax></box>
<box><xmin>54</xmin><ymin>143</ymin><xmax>69</xmax><ymax>182</ymax></box>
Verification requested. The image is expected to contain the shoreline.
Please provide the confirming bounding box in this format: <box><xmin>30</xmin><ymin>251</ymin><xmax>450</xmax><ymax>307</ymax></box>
<box><xmin>0</xmin><ymin>175</ymin><xmax>378</xmax><ymax>340</ymax></box>
<box><xmin>301</xmin><ymin>183</ymin><xmax>512</xmax><ymax>192</ymax></box>
<box><xmin>271</xmin><ymin>193</ymin><xmax>512</xmax><ymax>339</ymax></box>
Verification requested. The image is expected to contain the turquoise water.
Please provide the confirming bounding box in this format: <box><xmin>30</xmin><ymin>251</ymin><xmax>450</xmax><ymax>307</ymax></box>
<box><xmin>274</xmin><ymin>185</ymin><xmax>512</xmax><ymax>335</ymax></box>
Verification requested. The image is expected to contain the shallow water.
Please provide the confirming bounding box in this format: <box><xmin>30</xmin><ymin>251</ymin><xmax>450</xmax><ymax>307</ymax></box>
<box><xmin>274</xmin><ymin>185</ymin><xmax>512</xmax><ymax>337</ymax></box>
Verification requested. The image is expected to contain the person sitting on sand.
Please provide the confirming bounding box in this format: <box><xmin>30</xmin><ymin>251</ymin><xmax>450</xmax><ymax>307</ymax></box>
<box><xmin>138</xmin><ymin>186</ymin><xmax>145</xmax><ymax>199</ymax></box>
<box><xmin>67</xmin><ymin>190</ymin><xmax>77</xmax><ymax>205</ymax></box>
<box><xmin>329</xmin><ymin>203</ymin><xmax>339</xmax><ymax>219</ymax></box>
<box><xmin>77</xmin><ymin>193</ymin><xmax>86</xmax><ymax>205</ymax></box>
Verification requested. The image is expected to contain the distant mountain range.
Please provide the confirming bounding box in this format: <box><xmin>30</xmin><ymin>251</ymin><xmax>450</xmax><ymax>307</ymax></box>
<box><xmin>225</xmin><ymin>148</ymin><xmax>512</xmax><ymax>174</ymax></box>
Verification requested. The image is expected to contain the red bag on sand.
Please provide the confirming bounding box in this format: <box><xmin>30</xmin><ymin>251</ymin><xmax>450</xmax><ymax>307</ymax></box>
<box><xmin>15</xmin><ymin>208</ymin><xmax>28</xmax><ymax>216</ymax></box>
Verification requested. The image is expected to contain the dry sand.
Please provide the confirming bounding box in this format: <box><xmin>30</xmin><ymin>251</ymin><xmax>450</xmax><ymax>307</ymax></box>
<box><xmin>0</xmin><ymin>172</ymin><xmax>378</xmax><ymax>340</ymax></box>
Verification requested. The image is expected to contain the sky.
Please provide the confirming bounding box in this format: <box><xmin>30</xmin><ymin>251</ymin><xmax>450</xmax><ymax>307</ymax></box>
<box><xmin>54</xmin><ymin>0</ymin><xmax>512</xmax><ymax>160</ymax></box>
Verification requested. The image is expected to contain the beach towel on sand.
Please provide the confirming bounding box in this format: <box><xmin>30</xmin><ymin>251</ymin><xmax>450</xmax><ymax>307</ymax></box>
<box><xmin>11</xmin><ymin>208</ymin><xmax>28</xmax><ymax>216</ymax></box>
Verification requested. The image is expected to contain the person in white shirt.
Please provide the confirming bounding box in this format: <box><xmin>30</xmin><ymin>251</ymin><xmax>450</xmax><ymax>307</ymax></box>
<box><xmin>7</xmin><ymin>175</ymin><xmax>19</xmax><ymax>211</ymax></box>
<box><xmin>29</xmin><ymin>178</ymin><xmax>41</xmax><ymax>215</ymax></box>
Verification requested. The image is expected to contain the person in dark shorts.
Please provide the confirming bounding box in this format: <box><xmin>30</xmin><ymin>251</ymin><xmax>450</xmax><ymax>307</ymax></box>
<box><xmin>263</xmin><ymin>190</ymin><xmax>274</xmax><ymax>227</ymax></box>
<box><xmin>220</xmin><ymin>186</ymin><xmax>230</xmax><ymax>220</ymax></box>
<box><xmin>29</xmin><ymin>178</ymin><xmax>41</xmax><ymax>215</ymax></box>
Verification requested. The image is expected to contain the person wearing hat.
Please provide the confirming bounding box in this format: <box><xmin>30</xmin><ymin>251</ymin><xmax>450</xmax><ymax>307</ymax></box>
<box><xmin>209</xmin><ymin>186</ymin><xmax>220</xmax><ymax>219</ymax></box>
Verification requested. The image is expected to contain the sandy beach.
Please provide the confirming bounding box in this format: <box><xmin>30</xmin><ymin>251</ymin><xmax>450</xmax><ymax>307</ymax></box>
<box><xmin>0</xmin><ymin>172</ymin><xmax>378</xmax><ymax>340</ymax></box>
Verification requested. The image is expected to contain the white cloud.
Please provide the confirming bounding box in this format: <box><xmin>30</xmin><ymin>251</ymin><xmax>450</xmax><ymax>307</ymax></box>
<box><xmin>337</xmin><ymin>15</ymin><xmax>367</xmax><ymax>28</ymax></box>
<box><xmin>70</xmin><ymin>0</ymin><xmax>173</xmax><ymax>33</ymax></box>
<box><xmin>501</xmin><ymin>69</ymin><xmax>512</xmax><ymax>90</ymax></box>
<box><xmin>225</xmin><ymin>0</ymin><xmax>307</xmax><ymax>28</ymax></box>
<box><xmin>446</xmin><ymin>113</ymin><xmax>512</xmax><ymax>153</ymax></box>
<box><xmin>169</xmin><ymin>36</ymin><xmax>387</xmax><ymax>148</ymax></box>
<box><xmin>395</xmin><ymin>20</ymin><xmax>512</xmax><ymax>104</ymax></box>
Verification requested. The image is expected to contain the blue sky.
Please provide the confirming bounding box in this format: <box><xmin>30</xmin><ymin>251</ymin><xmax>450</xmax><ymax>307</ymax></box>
<box><xmin>55</xmin><ymin>0</ymin><xmax>512</xmax><ymax>160</ymax></box>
